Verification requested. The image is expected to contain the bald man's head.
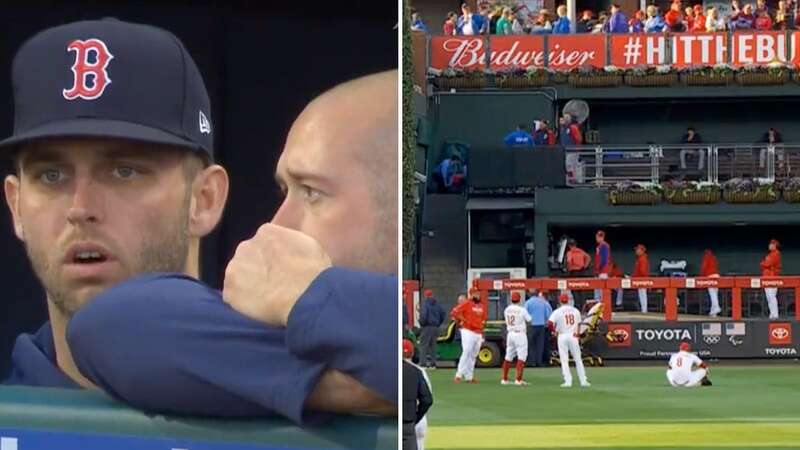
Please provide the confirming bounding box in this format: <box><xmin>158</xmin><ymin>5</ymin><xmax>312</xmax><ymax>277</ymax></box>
<box><xmin>273</xmin><ymin>70</ymin><xmax>398</xmax><ymax>274</ymax></box>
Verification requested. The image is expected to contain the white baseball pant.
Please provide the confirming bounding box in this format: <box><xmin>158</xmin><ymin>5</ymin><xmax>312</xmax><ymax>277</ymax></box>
<box><xmin>504</xmin><ymin>331</ymin><xmax>528</xmax><ymax>362</ymax></box>
<box><xmin>557</xmin><ymin>333</ymin><xmax>588</xmax><ymax>385</ymax></box>
<box><xmin>666</xmin><ymin>368</ymin><xmax>707</xmax><ymax>387</ymax></box>
<box><xmin>594</xmin><ymin>272</ymin><xmax>609</xmax><ymax>300</ymax></box>
<box><xmin>415</xmin><ymin>415</ymin><xmax>427</xmax><ymax>450</ymax></box>
<box><xmin>456</xmin><ymin>328</ymin><xmax>482</xmax><ymax>381</ymax></box>
<box><xmin>638</xmin><ymin>288</ymin><xmax>648</xmax><ymax>313</ymax></box>
<box><xmin>764</xmin><ymin>288</ymin><xmax>778</xmax><ymax>319</ymax></box>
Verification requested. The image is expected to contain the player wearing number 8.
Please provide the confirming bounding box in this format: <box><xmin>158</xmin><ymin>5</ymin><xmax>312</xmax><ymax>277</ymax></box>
<box><xmin>547</xmin><ymin>294</ymin><xmax>590</xmax><ymax>388</ymax></box>
<box><xmin>501</xmin><ymin>292</ymin><xmax>532</xmax><ymax>386</ymax></box>
<box><xmin>667</xmin><ymin>342</ymin><xmax>712</xmax><ymax>387</ymax></box>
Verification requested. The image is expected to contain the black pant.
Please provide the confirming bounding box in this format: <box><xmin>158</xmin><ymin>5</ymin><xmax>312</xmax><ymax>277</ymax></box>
<box><xmin>528</xmin><ymin>326</ymin><xmax>547</xmax><ymax>367</ymax></box>
<box><xmin>403</xmin><ymin>422</ymin><xmax>418</xmax><ymax>450</ymax></box>
<box><xmin>418</xmin><ymin>326</ymin><xmax>439</xmax><ymax>367</ymax></box>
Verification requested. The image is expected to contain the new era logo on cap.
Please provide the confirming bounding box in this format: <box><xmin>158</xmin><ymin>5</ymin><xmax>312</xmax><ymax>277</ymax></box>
<box><xmin>0</xmin><ymin>18</ymin><xmax>214</xmax><ymax>159</ymax></box>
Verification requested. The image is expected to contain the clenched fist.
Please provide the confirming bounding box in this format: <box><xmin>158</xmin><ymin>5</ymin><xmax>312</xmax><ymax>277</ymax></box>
<box><xmin>223</xmin><ymin>223</ymin><xmax>332</xmax><ymax>326</ymax></box>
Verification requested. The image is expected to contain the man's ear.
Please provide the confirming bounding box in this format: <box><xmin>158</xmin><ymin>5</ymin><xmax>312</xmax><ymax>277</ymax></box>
<box><xmin>4</xmin><ymin>174</ymin><xmax>25</xmax><ymax>241</ymax></box>
<box><xmin>188</xmin><ymin>164</ymin><xmax>229</xmax><ymax>238</ymax></box>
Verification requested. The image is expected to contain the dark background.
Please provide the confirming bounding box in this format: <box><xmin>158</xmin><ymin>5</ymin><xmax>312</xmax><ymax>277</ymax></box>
<box><xmin>0</xmin><ymin>0</ymin><xmax>397</xmax><ymax>377</ymax></box>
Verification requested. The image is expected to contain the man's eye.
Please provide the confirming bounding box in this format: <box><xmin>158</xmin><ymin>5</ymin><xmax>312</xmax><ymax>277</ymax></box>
<box><xmin>114</xmin><ymin>166</ymin><xmax>137</xmax><ymax>179</ymax></box>
<box><xmin>303</xmin><ymin>186</ymin><xmax>322</xmax><ymax>202</ymax></box>
<box><xmin>39</xmin><ymin>169</ymin><xmax>64</xmax><ymax>184</ymax></box>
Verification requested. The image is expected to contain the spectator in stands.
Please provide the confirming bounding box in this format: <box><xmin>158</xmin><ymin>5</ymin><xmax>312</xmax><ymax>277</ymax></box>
<box><xmin>732</xmin><ymin>3</ymin><xmax>755</xmax><ymax>29</ymax></box>
<box><xmin>645</xmin><ymin>5</ymin><xmax>669</xmax><ymax>32</ymax></box>
<box><xmin>578</xmin><ymin>10</ymin><xmax>597</xmax><ymax>32</ymax></box>
<box><xmin>457</xmin><ymin>3</ymin><xmax>487</xmax><ymax>35</ymax></box>
<box><xmin>605</xmin><ymin>4</ymin><xmax>630</xmax><ymax>32</ymax></box>
<box><xmin>629</xmin><ymin>10</ymin><xmax>646</xmax><ymax>32</ymax></box>
<box><xmin>411</xmin><ymin>11</ymin><xmax>429</xmax><ymax>33</ymax></box>
<box><xmin>679</xmin><ymin>126</ymin><xmax>705</xmax><ymax>171</ymax></box>
<box><xmin>684</xmin><ymin>6</ymin><xmax>697</xmax><ymax>29</ymax></box>
<box><xmin>633</xmin><ymin>244</ymin><xmax>650</xmax><ymax>314</ymax></box>
<box><xmin>691</xmin><ymin>5</ymin><xmax>707</xmax><ymax>31</ymax></box>
<box><xmin>756</xmin><ymin>0</ymin><xmax>769</xmax><ymax>15</ymax></box>
<box><xmin>530</xmin><ymin>9</ymin><xmax>553</xmax><ymax>33</ymax></box>
<box><xmin>433</xmin><ymin>154</ymin><xmax>465</xmax><ymax>193</ymax></box>
<box><xmin>558</xmin><ymin>114</ymin><xmax>583</xmax><ymax>146</ymax></box>
<box><xmin>754</xmin><ymin>8</ymin><xmax>774</xmax><ymax>28</ymax></box>
<box><xmin>496</xmin><ymin>8</ymin><xmax>514</xmax><ymax>35</ymax></box>
<box><xmin>759</xmin><ymin>127</ymin><xmax>784</xmax><ymax>169</ymax></box>
<box><xmin>505</xmin><ymin>124</ymin><xmax>535</xmax><ymax>147</ymax></box>
<box><xmin>706</xmin><ymin>7</ymin><xmax>725</xmax><ymax>31</ymax></box>
<box><xmin>444</xmin><ymin>11</ymin><xmax>458</xmax><ymax>35</ymax></box>
<box><xmin>593</xmin><ymin>11</ymin><xmax>610</xmax><ymax>33</ymax></box>
<box><xmin>700</xmin><ymin>249</ymin><xmax>722</xmax><ymax>317</ymax></box>
<box><xmin>594</xmin><ymin>230</ymin><xmax>612</xmax><ymax>301</ymax></box>
<box><xmin>553</xmin><ymin>5</ymin><xmax>572</xmax><ymax>33</ymax></box>
<box><xmin>478</xmin><ymin>2</ymin><xmax>493</xmax><ymax>34</ymax></box>
<box><xmin>775</xmin><ymin>1</ymin><xmax>789</xmax><ymax>29</ymax></box>
<box><xmin>665</xmin><ymin>0</ymin><xmax>686</xmax><ymax>31</ymax></box>
<box><xmin>524</xmin><ymin>290</ymin><xmax>553</xmax><ymax>368</ymax></box>
<box><xmin>511</xmin><ymin>11</ymin><xmax>526</xmax><ymax>34</ymax></box>
<box><xmin>760</xmin><ymin>239</ymin><xmax>782</xmax><ymax>319</ymax></box>
<box><xmin>533</xmin><ymin>120</ymin><xmax>557</xmax><ymax>145</ymax></box>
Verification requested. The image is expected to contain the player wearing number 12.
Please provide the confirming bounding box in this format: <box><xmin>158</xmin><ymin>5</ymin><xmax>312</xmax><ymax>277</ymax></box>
<box><xmin>501</xmin><ymin>292</ymin><xmax>532</xmax><ymax>386</ymax></box>
<box><xmin>547</xmin><ymin>294</ymin><xmax>590</xmax><ymax>388</ymax></box>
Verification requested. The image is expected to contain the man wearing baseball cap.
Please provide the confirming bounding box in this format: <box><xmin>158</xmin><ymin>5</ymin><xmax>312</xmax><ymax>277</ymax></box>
<box><xmin>450</xmin><ymin>289</ymin><xmax>487</xmax><ymax>383</ymax></box>
<box><xmin>403</xmin><ymin>339</ymin><xmax>433</xmax><ymax>450</ymax></box>
<box><xmin>547</xmin><ymin>293</ymin><xmax>590</xmax><ymax>387</ymax></box>
<box><xmin>633</xmin><ymin>244</ymin><xmax>650</xmax><ymax>313</ymax></box>
<box><xmin>501</xmin><ymin>291</ymin><xmax>532</xmax><ymax>385</ymax></box>
<box><xmin>760</xmin><ymin>239</ymin><xmax>782</xmax><ymax>319</ymax></box>
<box><xmin>667</xmin><ymin>342</ymin><xmax>712</xmax><ymax>387</ymax></box>
<box><xmin>2</xmin><ymin>18</ymin><xmax>397</xmax><ymax>422</ymax></box>
<box><xmin>418</xmin><ymin>289</ymin><xmax>446</xmax><ymax>370</ymax></box>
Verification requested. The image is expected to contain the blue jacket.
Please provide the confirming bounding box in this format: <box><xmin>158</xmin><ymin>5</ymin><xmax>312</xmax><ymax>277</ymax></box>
<box><xmin>524</xmin><ymin>296</ymin><xmax>553</xmax><ymax>326</ymax></box>
<box><xmin>504</xmin><ymin>130</ymin><xmax>535</xmax><ymax>147</ymax></box>
<box><xmin>5</xmin><ymin>269</ymin><xmax>397</xmax><ymax>425</ymax></box>
<box><xmin>457</xmin><ymin>13</ymin><xmax>488</xmax><ymax>35</ymax></box>
<box><xmin>419</xmin><ymin>299</ymin><xmax>446</xmax><ymax>327</ymax></box>
<box><xmin>606</xmin><ymin>11</ymin><xmax>629</xmax><ymax>33</ymax></box>
<box><xmin>644</xmin><ymin>16</ymin><xmax>667</xmax><ymax>32</ymax></box>
<box><xmin>552</xmin><ymin>17</ymin><xmax>571</xmax><ymax>34</ymax></box>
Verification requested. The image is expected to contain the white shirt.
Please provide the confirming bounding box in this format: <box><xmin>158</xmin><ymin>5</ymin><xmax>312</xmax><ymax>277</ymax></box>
<box><xmin>669</xmin><ymin>351</ymin><xmax>703</xmax><ymax>382</ymax></box>
<box><xmin>462</xmin><ymin>14</ymin><xmax>475</xmax><ymax>35</ymax></box>
<box><xmin>504</xmin><ymin>303</ymin><xmax>532</xmax><ymax>333</ymax></box>
<box><xmin>548</xmin><ymin>305</ymin><xmax>581</xmax><ymax>335</ymax></box>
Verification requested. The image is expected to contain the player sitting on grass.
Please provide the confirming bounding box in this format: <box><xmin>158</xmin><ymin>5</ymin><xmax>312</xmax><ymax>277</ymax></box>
<box><xmin>667</xmin><ymin>342</ymin><xmax>712</xmax><ymax>387</ymax></box>
<box><xmin>501</xmin><ymin>291</ymin><xmax>532</xmax><ymax>386</ymax></box>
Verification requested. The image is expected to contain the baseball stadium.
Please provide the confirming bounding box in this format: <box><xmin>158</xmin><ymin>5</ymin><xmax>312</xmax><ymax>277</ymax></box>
<box><xmin>403</xmin><ymin>0</ymin><xmax>800</xmax><ymax>448</ymax></box>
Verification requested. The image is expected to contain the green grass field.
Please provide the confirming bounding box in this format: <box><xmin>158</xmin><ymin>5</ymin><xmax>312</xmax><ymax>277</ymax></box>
<box><xmin>424</xmin><ymin>365</ymin><xmax>800</xmax><ymax>449</ymax></box>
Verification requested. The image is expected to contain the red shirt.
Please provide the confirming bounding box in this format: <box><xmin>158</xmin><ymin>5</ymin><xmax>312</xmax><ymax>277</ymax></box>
<box><xmin>451</xmin><ymin>300</ymin><xmax>487</xmax><ymax>334</ymax></box>
<box><xmin>566</xmin><ymin>247</ymin><xmax>591</xmax><ymax>272</ymax></box>
<box><xmin>754</xmin><ymin>15</ymin><xmax>773</xmax><ymax>29</ymax></box>
<box><xmin>761</xmin><ymin>250</ymin><xmax>782</xmax><ymax>276</ymax></box>
<box><xmin>443</xmin><ymin>21</ymin><xmax>455</xmax><ymax>35</ymax></box>
<box><xmin>700</xmin><ymin>253</ymin><xmax>720</xmax><ymax>276</ymax></box>
<box><xmin>665</xmin><ymin>9</ymin><xmax>682</xmax><ymax>26</ymax></box>
<box><xmin>633</xmin><ymin>254</ymin><xmax>649</xmax><ymax>277</ymax></box>
<box><xmin>692</xmin><ymin>14</ymin><xmax>707</xmax><ymax>31</ymax></box>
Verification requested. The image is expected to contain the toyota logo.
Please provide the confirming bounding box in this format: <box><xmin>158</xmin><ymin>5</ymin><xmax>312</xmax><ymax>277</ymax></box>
<box><xmin>772</xmin><ymin>327</ymin><xmax>789</xmax><ymax>339</ymax></box>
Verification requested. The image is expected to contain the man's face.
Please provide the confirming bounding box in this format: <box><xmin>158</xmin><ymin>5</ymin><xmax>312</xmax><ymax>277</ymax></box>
<box><xmin>4</xmin><ymin>138</ymin><xmax>194</xmax><ymax>316</ymax></box>
<box><xmin>596</xmin><ymin>234</ymin><xmax>603</xmax><ymax>243</ymax></box>
<box><xmin>274</xmin><ymin>95</ymin><xmax>396</xmax><ymax>274</ymax></box>
<box><xmin>769</xmin><ymin>243</ymin><xmax>776</xmax><ymax>251</ymax></box>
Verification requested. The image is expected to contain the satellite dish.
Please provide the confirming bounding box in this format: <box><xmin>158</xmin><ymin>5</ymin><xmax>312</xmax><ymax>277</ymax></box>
<box><xmin>563</xmin><ymin>99</ymin><xmax>590</xmax><ymax>124</ymax></box>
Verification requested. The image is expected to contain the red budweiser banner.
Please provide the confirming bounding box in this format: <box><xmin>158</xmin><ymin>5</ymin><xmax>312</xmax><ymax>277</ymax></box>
<box><xmin>430</xmin><ymin>32</ymin><xmax>800</xmax><ymax>72</ymax></box>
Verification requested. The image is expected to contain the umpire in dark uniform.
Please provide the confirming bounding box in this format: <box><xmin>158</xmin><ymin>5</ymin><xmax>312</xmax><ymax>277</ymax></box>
<box><xmin>403</xmin><ymin>339</ymin><xmax>432</xmax><ymax>450</ymax></box>
<box><xmin>418</xmin><ymin>289</ymin><xmax>445</xmax><ymax>369</ymax></box>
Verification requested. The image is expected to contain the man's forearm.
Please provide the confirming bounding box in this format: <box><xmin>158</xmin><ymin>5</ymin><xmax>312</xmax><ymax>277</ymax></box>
<box><xmin>305</xmin><ymin>370</ymin><xmax>396</xmax><ymax>416</ymax></box>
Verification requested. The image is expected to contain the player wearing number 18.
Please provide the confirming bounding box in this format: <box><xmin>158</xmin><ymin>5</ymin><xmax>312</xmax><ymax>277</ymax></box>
<box><xmin>501</xmin><ymin>292</ymin><xmax>532</xmax><ymax>386</ymax></box>
<box><xmin>547</xmin><ymin>294</ymin><xmax>590</xmax><ymax>388</ymax></box>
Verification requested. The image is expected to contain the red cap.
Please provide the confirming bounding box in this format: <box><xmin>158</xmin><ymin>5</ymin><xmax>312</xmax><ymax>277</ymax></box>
<box><xmin>693</xmin><ymin>4</ymin><xmax>703</xmax><ymax>11</ymax></box>
<box><xmin>559</xmin><ymin>293</ymin><xmax>570</xmax><ymax>303</ymax></box>
<box><xmin>511</xmin><ymin>292</ymin><xmax>521</xmax><ymax>302</ymax></box>
<box><xmin>402</xmin><ymin>339</ymin><xmax>414</xmax><ymax>358</ymax></box>
<box><xmin>679</xmin><ymin>342</ymin><xmax>690</xmax><ymax>352</ymax></box>
<box><xmin>424</xmin><ymin>289</ymin><xmax>433</xmax><ymax>297</ymax></box>
<box><xmin>635</xmin><ymin>244</ymin><xmax>647</xmax><ymax>252</ymax></box>
<box><xmin>770</xmin><ymin>239</ymin><xmax>780</xmax><ymax>248</ymax></box>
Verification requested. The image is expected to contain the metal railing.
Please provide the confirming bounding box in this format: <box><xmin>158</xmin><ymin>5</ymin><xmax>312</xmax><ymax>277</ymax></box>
<box><xmin>565</xmin><ymin>143</ymin><xmax>800</xmax><ymax>186</ymax></box>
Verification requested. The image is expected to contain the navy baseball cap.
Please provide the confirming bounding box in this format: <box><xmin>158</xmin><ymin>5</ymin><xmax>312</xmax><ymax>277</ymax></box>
<box><xmin>0</xmin><ymin>18</ymin><xmax>214</xmax><ymax>159</ymax></box>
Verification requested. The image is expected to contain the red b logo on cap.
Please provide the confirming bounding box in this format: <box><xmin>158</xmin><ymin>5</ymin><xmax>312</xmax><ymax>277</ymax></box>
<box><xmin>63</xmin><ymin>38</ymin><xmax>114</xmax><ymax>100</ymax></box>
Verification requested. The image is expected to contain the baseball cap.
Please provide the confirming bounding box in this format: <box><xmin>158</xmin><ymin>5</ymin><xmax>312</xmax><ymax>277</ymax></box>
<box><xmin>402</xmin><ymin>339</ymin><xmax>414</xmax><ymax>358</ymax></box>
<box><xmin>424</xmin><ymin>289</ymin><xmax>433</xmax><ymax>297</ymax></box>
<box><xmin>679</xmin><ymin>342</ymin><xmax>690</xmax><ymax>351</ymax></box>
<box><xmin>0</xmin><ymin>18</ymin><xmax>214</xmax><ymax>159</ymax></box>
<box><xmin>511</xmin><ymin>292</ymin><xmax>521</xmax><ymax>302</ymax></box>
<box><xmin>559</xmin><ymin>293</ymin><xmax>569</xmax><ymax>303</ymax></box>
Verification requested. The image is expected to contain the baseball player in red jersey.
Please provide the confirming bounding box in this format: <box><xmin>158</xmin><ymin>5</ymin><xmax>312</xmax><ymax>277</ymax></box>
<box><xmin>700</xmin><ymin>249</ymin><xmax>721</xmax><ymax>317</ymax></box>
<box><xmin>633</xmin><ymin>244</ymin><xmax>650</xmax><ymax>313</ymax></box>
<box><xmin>451</xmin><ymin>289</ymin><xmax>487</xmax><ymax>383</ymax></box>
<box><xmin>760</xmin><ymin>239</ymin><xmax>782</xmax><ymax>319</ymax></box>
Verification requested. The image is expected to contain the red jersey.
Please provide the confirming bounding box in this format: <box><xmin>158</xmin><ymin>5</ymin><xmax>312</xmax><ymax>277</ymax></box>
<box><xmin>665</xmin><ymin>9</ymin><xmax>682</xmax><ymax>27</ymax></box>
<box><xmin>754</xmin><ymin>15</ymin><xmax>773</xmax><ymax>29</ymax></box>
<box><xmin>443</xmin><ymin>21</ymin><xmax>455</xmax><ymax>35</ymax></box>
<box><xmin>566</xmin><ymin>247</ymin><xmax>591</xmax><ymax>272</ymax></box>
<box><xmin>633</xmin><ymin>254</ymin><xmax>650</xmax><ymax>277</ymax></box>
<box><xmin>451</xmin><ymin>300</ymin><xmax>487</xmax><ymax>334</ymax></box>
<box><xmin>692</xmin><ymin>14</ymin><xmax>707</xmax><ymax>31</ymax></box>
<box><xmin>761</xmin><ymin>250</ymin><xmax>782</xmax><ymax>277</ymax></box>
<box><xmin>700</xmin><ymin>252</ymin><xmax>719</xmax><ymax>276</ymax></box>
